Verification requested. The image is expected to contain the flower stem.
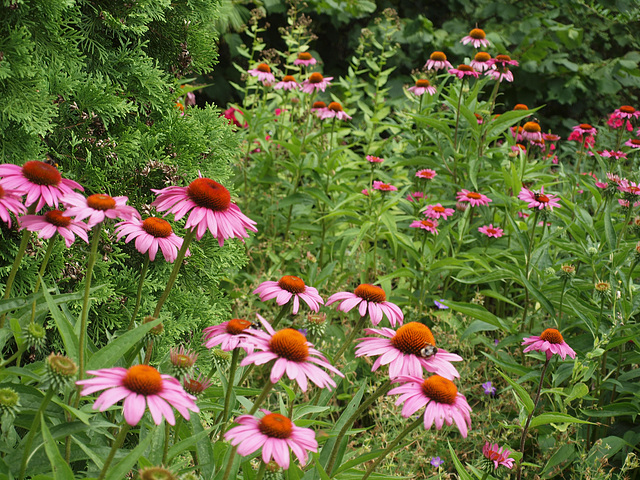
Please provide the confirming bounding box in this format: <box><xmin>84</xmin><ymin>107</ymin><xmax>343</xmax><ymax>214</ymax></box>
<box><xmin>97</xmin><ymin>423</ymin><xmax>131</xmax><ymax>480</ymax></box>
<box><xmin>29</xmin><ymin>235</ymin><xmax>58</xmax><ymax>326</ymax></box>
<box><xmin>361</xmin><ymin>415</ymin><xmax>422</xmax><ymax>480</ymax></box>
<box><xmin>522</xmin><ymin>210</ymin><xmax>539</xmax><ymax>332</ymax></box>
<box><xmin>162</xmin><ymin>421</ymin><xmax>171</xmax><ymax>465</ymax></box>
<box><xmin>453</xmin><ymin>79</ymin><xmax>465</xmax><ymax>154</ymax></box>
<box><xmin>516</xmin><ymin>357</ymin><xmax>550</xmax><ymax>480</ymax></box>
<box><xmin>255</xmin><ymin>462</ymin><xmax>267</xmax><ymax>480</ymax></box>
<box><xmin>18</xmin><ymin>388</ymin><xmax>55</xmax><ymax>480</ymax></box>
<box><xmin>0</xmin><ymin>223</ymin><xmax>33</xmax><ymax>328</ymax></box>
<box><xmin>219</xmin><ymin>348</ymin><xmax>240</xmax><ymax>439</ymax></box>
<box><xmin>127</xmin><ymin>255</ymin><xmax>150</xmax><ymax>330</ymax></box>
<box><xmin>332</xmin><ymin>314</ymin><xmax>368</xmax><ymax>365</ymax></box>
<box><xmin>557</xmin><ymin>277</ymin><xmax>568</xmax><ymax>329</ymax></box>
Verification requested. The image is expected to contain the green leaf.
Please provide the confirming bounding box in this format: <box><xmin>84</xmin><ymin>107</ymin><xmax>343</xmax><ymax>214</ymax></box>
<box><xmin>191</xmin><ymin>415</ymin><xmax>215</xmax><ymax>479</ymax></box>
<box><xmin>540</xmin><ymin>444</ymin><xmax>575</xmax><ymax>477</ymax></box>
<box><xmin>461</xmin><ymin>320</ymin><xmax>499</xmax><ymax>339</ymax></box>
<box><xmin>167</xmin><ymin>426</ymin><xmax>215</xmax><ymax>463</ymax></box>
<box><xmin>40</xmin><ymin>413</ymin><xmax>75</xmax><ymax>480</ymax></box>
<box><xmin>447</xmin><ymin>441</ymin><xmax>473</xmax><ymax>480</ymax></box>
<box><xmin>529</xmin><ymin>412</ymin><xmax>594</xmax><ymax>428</ymax></box>
<box><xmin>604</xmin><ymin>201</ymin><xmax>616</xmax><ymax>252</ymax></box>
<box><xmin>105</xmin><ymin>429</ymin><xmax>153</xmax><ymax>480</ymax></box>
<box><xmin>564</xmin><ymin>383</ymin><xmax>589</xmax><ymax>404</ymax></box>
<box><xmin>313</xmin><ymin>457</ymin><xmax>331</xmax><ymax>480</ymax></box>
<box><xmin>40</xmin><ymin>278</ymin><xmax>78</xmax><ymax>361</ymax></box>
<box><xmin>440</xmin><ymin>300</ymin><xmax>505</xmax><ymax>330</ymax></box>
<box><xmin>496</xmin><ymin>370</ymin><xmax>534</xmax><ymax>414</ymax></box>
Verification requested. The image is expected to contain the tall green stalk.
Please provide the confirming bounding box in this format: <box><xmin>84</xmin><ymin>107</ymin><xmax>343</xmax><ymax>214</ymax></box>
<box><xmin>28</xmin><ymin>236</ymin><xmax>58</xmax><ymax>326</ymax></box>
<box><xmin>97</xmin><ymin>423</ymin><xmax>131</xmax><ymax>480</ymax></box>
<box><xmin>18</xmin><ymin>388</ymin><xmax>55</xmax><ymax>480</ymax></box>
<box><xmin>127</xmin><ymin>255</ymin><xmax>150</xmax><ymax>330</ymax></box>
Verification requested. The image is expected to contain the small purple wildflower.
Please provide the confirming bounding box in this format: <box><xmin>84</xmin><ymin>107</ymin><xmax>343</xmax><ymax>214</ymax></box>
<box><xmin>434</xmin><ymin>300</ymin><xmax>449</xmax><ymax>310</ymax></box>
<box><xmin>431</xmin><ymin>456</ymin><xmax>444</xmax><ymax>468</ymax></box>
<box><xmin>482</xmin><ymin>381</ymin><xmax>496</xmax><ymax>396</ymax></box>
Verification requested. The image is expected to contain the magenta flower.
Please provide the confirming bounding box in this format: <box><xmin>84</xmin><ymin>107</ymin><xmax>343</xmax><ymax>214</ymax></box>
<box><xmin>301</xmin><ymin>72</ymin><xmax>333</xmax><ymax>94</ymax></box>
<box><xmin>240</xmin><ymin>315</ymin><xmax>343</xmax><ymax>392</ymax></box>
<box><xmin>366</xmin><ymin>155</ymin><xmax>384</xmax><ymax>164</ymax></box>
<box><xmin>625</xmin><ymin>139</ymin><xmax>640</xmax><ymax>149</ymax></box>
<box><xmin>416</xmin><ymin>169</ymin><xmax>437</xmax><ymax>180</ymax></box>
<box><xmin>247</xmin><ymin>63</ymin><xmax>276</xmax><ymax>84</ymax></box>
<box><xmin>0</xmin><ymin>185</ymin><xmax>26</xmax><ymax>228</ymax></box>
<box><xmin>460</xmin><ymin>28</ymin><xmax>490</xmax><ymax>48</ymax></box>
<box><xmin>203</xmin><ymin>318</ymin><xmax>256</xmax><ymax>353</ymax></box>
<box><xmin>613</xmin><ymin>105</ymin><xmax>639</xmax><ymax>119</ymax></box>
<box><xmin>76</xmin><ymin>365</ymin><xmax>199</xmax><ymax>426</ymax></box>
<box><xmin>0</xmin><ymin>161</ymin><xmax>83</xmax><ymax>212</ymax></box>
<box><xmin>410</xmin><ymin>219</ymin><xmax>439</xmax><ymax>234</ymax></box>
<box><xmin>20</xmin><ymin>210</ymin><xmax>89</xmax><ymax>247</ymax></box>
<box><xmin>456</xmin><ymin>189</ymin><xmax>492</xmax><ymax>207</ymax></box>
<box><xmin>486</xmin><ymin>68</ymin><xmax>514</xmax><ymax>83</ymax></box>
<box><xmin>62</xmin><ymin>192</ymin><xmax>140</xmax><ymax>227</ymax></box>
<box><xmin>478</xmin><ymin>224</ymin><xmax>504</xmax><ymax>238</ymax></box>
<box><xmin>319</xmin><ymin>102</ymin><xmax>352</xmax><ymax>121</ymax></box>
<box><xmin>425</xmin><ymin>52</ymin><xmax>452</xmax><ymax>71</ymax></box>
<box><xmin>361</xmin><ymin>189</ymin><xmax>369</xmax><ymax>196</ymax></box>
<box><xmin>448</xmin><ymin>65</ymin><xmax>480</xmax><ymax>79</ymax></box>
<box><xmin>483</xmin><ymin>442</ymin><xmax>515</xmax><ymax>469</ymax></box>
<box><xmin>424</xmin><ymin>204</ymin><xmax>454</xmax><ymax>220</ymax></box>
<box><xmin>518</xmin><ymin>186</ymin><xmax>561</xmax><ymax>211</ymax></box>
<box><xmin>573</xmin><ymin>123</ymin><xmax>597</xmax><ymax>136</ymax></box>
<box><xmin>522</xmin><ymin>328</ymin><xmax>576</xmax><ymax>360</ymax></box>
<box><xmin>487</xmin><ymin>54</ymin><xmax>519</xmax><ymax>68</ymax></box>
<box><xmin>222</xmin><ymin>107</ymin><xmax>247</xmax><ymax>129</ymax></box>
<box><xmin>225</xmin><ymin>410</ymin><xmax>318</xmax><ymax>469</ymax></box>
<box><xmin>293</xmin><ymin>52</ymin><xmax>317</xmax><ymax>67</ymax></box>
<box><xmin>274</xmin><ymin>75</ymin><xmax>299</xmax><ymax>91</ymax></box>
<box><xmin>355</xmin><ymin>322</ymin><xmax>462</xmax><ymax>379</ymax></box>
<box><xmin>253</xmin><ymin>275</ymin><xmax>324</xmax><ymax>314</ymax></box>
<box><xmin>152</xmin><ymin>177</ymin><xmax>257</xmax><ymax>245</ymax></box>
<box><xmin>115</xmin><ymin>217</ymin><xmax>187</xmax><ymax>262</ymax></box>
<box><xmin>326</xmin><ymin>284</ymin><xmax>404</xmax><ymax>327</ymax></box>
<box><xmin>408</xmin><ymin>79</ymin><xmax>436</xmax><ymax>96</ymax></box>
<box><xmin>618</xmin><ymin>179</ymin><xmax>640</xmax><ymax>196</ymax></box>
<box><xmin>407</xmin><ymin>191</ymin><xmax>425</xmax><ymax>202</ymax></box>
<box><xmin>388</xmin><ymin>375</ymin><xmax>472</xmax><ymax>437</ymax></box>
<box><xmin>372</xmin><ymin>180</ymin><xmax>398</xmax><ymax>192</ymax></box>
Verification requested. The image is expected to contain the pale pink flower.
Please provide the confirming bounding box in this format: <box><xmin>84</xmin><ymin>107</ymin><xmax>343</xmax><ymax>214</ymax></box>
<box><xmin>0</xmin><ymin>185</ymin><xmax>26</xmax><ymax>228</ymax></box>
<box><xmin>225</xmin><ymin>410</ymin><xmax>318</xmax><ymax>469</ymax></box>
<box><xmin>456</xmin><ymin>189</ymin><xmax>492</xmax><ymax>207</ymax></box>
<box><xmin>20</xmin><ymin>210</ymin><xmax>89</xmax><ymax>247</ymax></box>
<box><xmin>366</xmin><ymin>155</ymin><xmax>384</xmax><ymax>163</ymax></box>
<box><xmin>470</xmin><ymin>52</ymin><xmax>492</xmax><ymax>72</ymax></box>
<box><xmin>203</xmin><ymin>318</ymin><xmax>256</xmax><ymax>353</ymax></box>
<box><xmin>408</xmin><ymin>79</ymin><xmax>436</xmax><ymax>96</ymax></box>
<box><xmin>300</xmin><ymin>73</ymin><xmax>333</xmax><ymax>94</ymax></box>
<box><xmin>416</xmin><ymin>169</ymin><xmax>437</xmax><ymax>180</ymax></box>
<box><xmin>326</xmin><ymin>284</ymin><xmax>404</xmax><ymax>327</ymax></box>
<box><xmin>274</xmin><ymin>75</ymin><xmax>299</xmax><ymax>91</ymax></box>
<box><xmin>522</xmin><ymin>328</ymin><xmax>576</xmax><ymax>361</ymax></box>
<box><xmin>293</xmin><ymin>52</ymin><xmax>317</xmax><ymax>67</ymax></box>
<box><xmin>372</xmin><ymin>180</ymin><xmax>398</xmax><ymax>192</ymax></box>
<box><xmin>62</xmin><ymin>192</ymin><xmax>140</xmax><ymax>227</ymax></box>
<box><xmin>253</xmin><ymin>275</ymin><xmax>324</xmax><ymax>314</ymax></box>
<box><xmin>487</xmin><ymin>54</ymin><xmax>519</xmax><ymax>68</ymax></box>
<box><xmin>410</xmin><ymin>219</ymin><xmax>438</xmax><ymax>234</ymax></box>
<box><xmin>388</xmin><ymin>375</ymin><xmax>472</xmax><ymax>437</ymax></box>
<box><xmin>518</xmin><ymin>186</ymin><xmax>561</xmax><ymax>211</ymax></box>
<box><xmin>625</xmin><ymin>139</ymin><xmax>640</xmax><ymax>149</ymax></box>
<box><xmin>424</xmin><ymin>204</ymin><xmax>454</xmax><ymax>220</ymax></box>
<box><xmin>522</xmin><ymin>121</ymin><xmax>542</xmax><ymax>142</ymax></box>
<box><xmin>485</xmin><ymin>68</ymin><xmax>514</xmax><ymax>83</ymax></box>
<box><xmin>448</xmin><ymin>64</ymin><xmax>480</xmax><ymax>79</ymax></box>
<box><xmin>483</xmin><ymin>442</ymin><xmax>515</xmax><ymax>469</ymax></box>
<box><xmin>247</xmin><ymin>63</ymin><xmax>276</xmax><ymax>84</ymax></box>
<box><xmin>460</xmin><ymin>28</ymin><xmax>490</xmax><ymax>48</ymax></box>
<box><xmin>115</xmin><ymin>217</ymin><xmax>187</xmax><ymax>262</ymax></box>
<box><xmin>361</xmin><ymin>189</ymin><xmax>369</xmax><ymax>196</ymax></box>
<box><xmin>572</xmin><ymin>123</ymin><xmax>597</xmax><ymax>136</ymax></box>
<box><xmin>240</xmin><ymin>315</ymin><xmax>343</xmax><ymax>392</ymax></box>
<box><xmin>319</xmin><ymin>102</ymin><xmax>352</xmax><ymax>121</ymax></box>
<box><xmin>0</xmin><ymin>161</ymin><xmax>83</xmax><ymax>212</ymax></box>
<box><xmin>76</xmin><ymin>365</ymin><xmax>199</xmax><ymax>426</ymax></box>
<box><xmin>425</xmin><ymin>51</ymin><xmax>452</xmax><ymax>71</ymax></box>
<box><xmin>151</xmin><ymin>177</ymin><xmax>257</xmax><ymax>245</ymax></box>
<box><xmin>478</xmin><ymin>224</ymin><xmax>504</xmax><ymax>238</ymax></box>
<box><xmin>355</xmin><ymin>322</ymin><xmax>462</xmax><ymax>379</ymax></box>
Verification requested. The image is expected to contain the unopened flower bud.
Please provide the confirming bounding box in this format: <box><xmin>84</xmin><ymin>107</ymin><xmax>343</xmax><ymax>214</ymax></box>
<box><xmin>44</xmin><ymin>353</ymin><xmax>78</xmax><ymax>390</ymax></box>
<box><xmin>139</xmin><ymin>467</ymin><xmax>177</xmax><ymax>480</ymax></box>
<box><xmin>210</xmin><ymin>348</ymin><xmax>231</xmax><ymax>370</ymax></box>
<box><xmin>24</xmin><ymin>323</ymin><xmax>47</xmax><ymax>352</ymax></box>
<box><xmin>0</xmin><ymin>387</ymin><xmax>20</xmax><ymax>417</ymax></box>
<box><xmin>169</xmin><ymin>345</ymin><xmax>198</xmax><ymax>380</ymax></box>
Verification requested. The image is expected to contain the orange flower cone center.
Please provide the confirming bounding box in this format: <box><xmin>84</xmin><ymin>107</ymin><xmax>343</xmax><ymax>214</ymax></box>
<box><xmin>495</xmin><ymin>54</ymin><xmax>511</xmax><ymax>62</ymax></box>
<box><xmin>258</xmin><ymin>413</ymin><xmax>293</xmax><ymax>439</ymax></box>
<box><xmin>579</xmin><ymin>123</ymin><xmax>593</xmax><ymax>130</ymax></box>
<box><xmin>474</xmin><ymin>52</ymin><xmax>491</xmax><ymax>62</ymax></box>
<box><xmin>278</xmin><ymin>275</ymin><xmax>306</xmax><ymax>294</ymax></box>
<box><xmin>123</xmin><ymin>364</ymin><xmax>163</xmax><ymax>396</ymax></box>
<box><xmin>298</xmin><ymin>52</ymin><xmax>313</xmax><ymax>60</ymax></box>
<box><xmin>257</xmin><ymin>63</ymin><xmax>271</xmax><ymax>73</ymax></box>
<box><xmin>620</xmin><ymin>105</ymin><xmax>635</xmax><ymax>113</ymax></box>
<box><xmin>466</xmin><ymin>192</ymin><xmax>482</xmax><ymax>199</ymax></box>
<box><xmin>631</xmin><ymin>139</ymin><xmax>640</xmax><ymax>146</ymax></box>
<box><xmin>486</xmin><ymin>228</ymin><xmax>498</xmax><ymax>235</ymax></box>
<box><xmin>539</xmin><ymin>328</ymin><xmax>564</xmax><ymax>344</ymax></box>
<box><xmin>457</xmin><ymin>64</ymin><xmax>473</xmax><ymax>72</ymax></box>
<box><xmin>142</xmin><ymin>217</ymin><xmax>172</xmax><ymax>238</ymax></box>
<box><xmin>433</xmin><ymin>206</ymin><xmax>445</xmax><ymax>213</ymax></box>
<box><xmin>328</xmin><ymin>102</ymin><xmax>343</xmax><ymax>112</ymax></box>
<box><xmin>421</xmin><ymin>375</ymin><xmax>457</xmax><ymax>405</ymax></box>
<box><xmin>44</xmin><ymin>210</ymin><xmax>72</xmax><ymax>227</ymax></box>
<box><xmin>420</xmin><ymin>220</ymin><xmax>436</xmax><ymax>228</ymax></box>
<box><xmin>469</xmin><ymin>28</ymin><xmax>486</xmax><ymax>39</ymax></box>
<box><xmin>269</xmin><ymin>328</ymin><xmax>309</xmax><ymax>362</ymax></box>
<box><xmin>176</xmin><ymin>102</ymin><xmax>185</xmax><ymax>112</ymax></box>
<box><xmin>354</xmin><ymin>284</ymin><xmax>386</xmax><ymax>303</ymax></box>
<box><xmin>283</xmin><ymin>75</ymin><xmax>296</xmax><ymax>82</ymax></box>
<box><xmin>187</xmin><ymin>178</ymin><xmax>231</xmax><ymax>211</ymax></box>
<box><xmin>513</xmin><ymin>104</ymin><xmax>528</xmax><ymax>110</ymax></box>
<box><xmin>430</xmin><ymin>51</ymin><xmax>447</xmax><ymax>61</ymax></box>
<box><xmin>416</xmin><ymin>79</ymin><xmax>431</xmax><ymax>87</ymax></box>
<box><xmin>87</xmin><ymin>194</ymin><xmax>116</xmax><ymax>211</ymax></box>
<box><xmin>227</xmin><ymin>318</ymin><xmax>253</xmax><ymax>335</ymax></box>
<box><xmin>390</xmin><ymin>322</ymin><xmax>436</xmax><ymax>355</ymax></box>
<box><xmin>0</xmin><ymin>185</ymin><xmax>4</xmax><ymax>198</ymax></box>
<box><xmin>312</xmin><ymin>101</ymin><xmax>326</xmax><ymax>109</ymax></box>
<box><xmin>308</xmin><ymin>72</ymin><xmax>324</xmax><ymax>84</ymax></box>
<box><xmin>523</xmin><ymin>122</ymin><xmax>541</xmax><ymax>133</ymax></box>
<box><xmin>516</xmin><ymin>144</ymin><xmax>526</xmax><ymax>150</ymax></box>
<box><xmin>22</xmin><ymin>161</ymin><xmax>62</xmax><ymax>186</ymax></box>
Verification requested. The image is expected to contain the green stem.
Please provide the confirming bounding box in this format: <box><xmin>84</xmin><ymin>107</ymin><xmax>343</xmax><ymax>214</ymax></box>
<box><xmin>332</xmin><ymin>314</ymin><xmax>368</xmax><ymax>365</ymax></box>
<box><xmin>595</xmin><ymin>296</ymin><xmax>605</xmax><ymax>338</ymax></box>
<box><xmin>1</xmin><ymin>222</ymin><xmax>33</xmax><ymax>328</ymax></box>
<box><xmin>522</xmin><ymin>210</ymin><xmax>540</xmax><ymax>332</ymax></box>
<box><xmin>162</xmin><ymin>421</ymin><xmax>171</xmax><ymax>465</ymax></box>
<box><xmin>361</xmin><ymin>415</ymin><xmax>422</xmax><ymax>480</ymax></box>
<box><xmin>18</xmin><ymin>389</ymin><xmax>55</xmax><ymax>480</ymax></box>
<box><xmin>219</xmin><ymin>348</ymin><xmax>240</xmax><ymax>439</ymax></box>
<box><xmin>255</xmin><ymin>462</ymin><xmax>267</xmax><ymax>480</ymax></box>
<box><xmin>326</xmin><ymin>378</ymin><xmax>392</xmax><ymax>475</ymax></box>
<box><xmin>127</xmin><ymin>255</ymin><xmax>150</xmax><ymax>330</ymax></box>
<box><xmin>453</xmin><ymin>79</ymin><xmax>465</xmax><ymax>153</ymax></box>
<box><xmin>28</xmin><ymin>235</ymin><xmax>58</xmax><ymax>326</ymax></box>
<box><xmin>615</xmin><ymin>207</ymin><xmax>633</xmax><ymax>253</ymax></box>
<box><xmin>97</xmin><ymin>423</ymin><xmax>131</xmax><ymax>480</ymax></box>
<box><xmin>557</xmin><ymin>277</ymin><xmax>568</xmax><ymax>329</ymax></box>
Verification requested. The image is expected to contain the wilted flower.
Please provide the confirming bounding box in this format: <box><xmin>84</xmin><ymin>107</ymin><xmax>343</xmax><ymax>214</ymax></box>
<box><xmin>483</xmin><ymin>442</ymin><xmax>515</xmax><ymax>470</ymax></box>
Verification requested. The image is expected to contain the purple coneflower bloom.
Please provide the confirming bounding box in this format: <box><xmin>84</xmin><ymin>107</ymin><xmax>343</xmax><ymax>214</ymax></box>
<box><xmin>0</xmin><ymin>185</ymin><xmax>27</xmax><ymax>228</ymax></box>
<box><xmin>424</xmin><ymin>204</ymin><xmax>454</xmax><ymax>220</ymax></box>
<box><xmin>326</xmin><ymin>284</ymin><xmax>403</xmax><ymax>327</ymax></box>
<box><xmin>247</xmin><ymin>63</ymin><xmax>276</xmax><ymax>84</ymax></box>
<box><xmin>522</xmin><ymin>328</ymin><xmax>576</xmax><ymax>360</ymax></box>
<box><xmin>62</xmin><ymin>192</ymin><xmax>140</xmax><ymax>227</ymax></box>
<box><xmin>408</xmin><ymin>79</ymin><xmax>436</xmax><ymax>96</ymax></box>
<box><xmin>115</xmin><ymin>217</ymin><xmax>187</xmax><ymax>262</ymax></box>
<box><xmin>518</xmin><ymin>186</ymin><xmax>561</xmax><ymax>211</ymax></box>
<box><xmin>410</xmin><ymin>219</ymin><xmax>439</xmax><ymax>234</ymax></box>
<box><xmin>448</xmin><ymin>64</ymin><xmax>480</xmax><ymax>79</ymax></box>
<box><xmin>319</xmin><ymin>102</ymin><xmax>352</xmax><ymax>121</ymax></box>
<box><xmin>483</xmin><ymin>442</ymin><xmax>515</xmax><ymax>469</ymax></box>
<box><xmin>425</xmin><ymin>51</ymin><xmax>452</xmax><ymax>71</ymax></box>
<box><xmin>203</xmin><ymin>318</ymin><xmax>256</xmax><ymax>353</ymax></box>
<box><xmin>293</xmin><ymin>52</ymin><xmax>317</xmax><ymax>67</ymax></box>
<box><xmin>253</xmin><ymin>275</ymin><xmax>324</xmax><ymax>314</ymax></box>
<box><xmin>274</xmin><ymin>75</ymin><xmax>299</xmax><ymax>91</ymax></box>
<box><xmin>300</xmin><ymin>72</ymin><xmax>333</xmax><ymax>94</ymax></box>
<box><xmin>20</xmin><ymin>210</ymin><xmax>89</xmax><ymax>247</ymax></box>
<box><xmin>460</xmin><ymin>28</ymin><xmax>490</xmax><ymax>48</ymax></box>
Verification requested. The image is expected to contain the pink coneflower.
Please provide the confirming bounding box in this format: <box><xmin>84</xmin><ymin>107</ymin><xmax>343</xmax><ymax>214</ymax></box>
<box><xmin>522</xmin><ymin>121</ymin><xmax>542</xmax><ymax>142</ymax></box>
<box><xmin>478</xmin><ymin>224</ymin><xmax>504</xmax><ymax>238</ymax></box>
<box><xmin>483</xmin><ymin>442</ymin><xmax>515</xmax><ymax>469</ymax></box>
<box><xmin>203</xmin><ymin>318</ymin><xmax>256</xmax><ymax>353</ymax></box>
<box><xmin>19</xmin><ymin>210</ymin><xmax>89</xmax><ymax>247</ymax></box>
<box><xmin>274</xmin><ymin>75</ymin><xmax>299</xmax><ymax>91</ymax></box>
<box><xmin>319</xmin><ymin>102</ymin><xmax>352</xmax><ymax>120</ymax></box>
<box><xmin>151</xmin><ymin>177</ymin><xmax>257</xmax><ymax>245</ymax></box>
<box><xmin>424</xmin><ymin>204</ymin><xmax>454</xmax><ymax>220</ymax></box>
<box><xmin>247</xmin><ymin>63</ymin><xmax>276</xmax><ymax>84</ymax></box>
<box><xmin>326</xmin><ymin>284</ymin><xmax>404</xmax><ymax>327</ymax></box>
<box><xmin>311</xmin><ymin>101</ymin><xmax>327</xmax><ymax>112</ymax></box>
<box><xmin>0</xmin><ymin>185</ymin><xmax>26</xmax><ymax>228</ymax></box>
<box><xmin>625</xmin><ymin>138</ymin><xmax>640</xmax><ymax>149</ymax></box>
<box><xmin>461</xmin><ymin>28</ymin><xmax>490</xmax><ymax>48</ymax></box>
<box><xmin>572</xmin><ymin>123</ymin><xmax>597</xmax><ymax>136</ymax></box>
<box><xmin>355</xmin><ymin>322</ymin><xmax>462</xmax><ymax>379</ymax></box>
<box><xmin>425</xmin><ymin>51</ymin><xmax>452</xmax><ymax>71</ymax></box>
<box><xmin>542</xmin><ymin>133</ymin><xmax>561</xmax><ymax>142</ymax></box>
<box><xmin>408</xmin><ymin>79</ymin><xmax>436</xmax><ymax>96</ymax></box>
<box><xmin>240</xmin><ymin>315</ymin><xmax>343</xmax><ymax>392</ymax></box>
<box><xmin>475</xmin><ymin>113</ymin><xmax>484</xmax><ymax>124</ymax></box>
<box><xmin>225</xmin><ymin>410</ymin><xmax>318</xmax><ymax>469</ymax></box>
<box><xmin>361</xmin><ymin>189</ymin><xmax>369</xmax><ymax>196</ymax></box>
<box><xmin>518</xmin><ymin>186</ymin><xmax>561</xmax><ymax>211</ymax></box>
<box><xmin>618</xmin><ymin>179</ymin><xmax>640</xmax><ymax>196</ymax></box>
<box><xmin>487</xmin><ymin>54</ymin><xmax>519</xmax><ymax>68</ymax></box>
<box><xmin>372</xmin><ymin>180</ymin><xmax>398</xmax><ymax>192</ymax></box>
<box><xmin>448</xmin><ymin>64</ymin><xmax>480</xmax><ymax>79</ymax></box>
<box><xmin>613</xmin><ymin>105</ymin><xmax>639</xmax><ymax>119</ymax></box>
<box><xmin>470</xmin><ymin>52</ymin><xmax>492</xmax><ymax>72</ymax></box>
<box><xmin>607</xmin><ymin>112</ymin><xmax>633</xmax><ymax>131</ymax></box>
<box><xmin>416</xmin><ymin>169</ymin><xmax>437</xmax><ymax>180</ymax></box>
<box><xmin>485</xmin><ymin>67</ymin><xmax>514</xmax><ymax>83</ymax></box>
<box><xmin>76</xmin><ymin>365</ymin><xmax>199</xmax><ymax>426</ymax></box>
<box><xmin>596</xmin><ymin>150</ymin><xmax>627</xmax><ymax>160</ymax></box>
<box><xmin>366</xmin><ymin>155</ymin><xmax>384</xmax><ymax>163</ymax></box>
<box><xmin>0</xmin><ymin>161</ymin><xmax>83</xmax><ymax>212</ymax></box>
<box><xmin>183</xmin><ymin>373</ymin><xmax>213</xmax><ymax>397</ymax></box>
<box><xmin>293</xmin><ymin>52</ymin><xmax>317</xmax><ymax>67</ymax></box>
<box><xmin>410</xmin><ymin>219</ymin><xmax>439</xmax><ymax>234</ymax></box>
<box><xmin>511</xmin><ymin>126</ymin><xmax>524</xmax><ymax>142</ymax></box>
<box><xmin>512</xmin><ymin>144</ymin><xmax>526</xmax><ymax>154</ymax></box>
<box><xmin>222</xmin><ymin>107</ymin><xmax>247</xmax><ymax>128</ymax></box>
<box><xmin>114</xmin><ymin>217</ymin><xmax>186</xmax><ymax>262</ymax></box>
<box><xmin>253</xmin><ymin>275</ymin><xmax>324</xmax><ymax>314</ymax></box>
<box><xmin>456</xmin><ymin>190</ymin><xmax>492</xmax><ymax>207</ymax></box>
<box><xmin>522</xmin><ymin>328</ymin><xmax>576</xmax><ymax>360</ymax></box>
<box><xmin>62</xmin><ymin>192</ymin><xmax>140</xmax><ymax>227</ymax></box>
<box><xmin>388</xmin><ymin>375</ymin><xmax>472</xmax><ymax>437</ymax></box>
<box><xmin>407</xmin><ymin>191</ymin><xmax>425</xmax><ymax>202</ymax></box>
<box><xmin>300</xmin><ymin>72</ymin><xmax>333</xmax><ymax>94</ymax></box>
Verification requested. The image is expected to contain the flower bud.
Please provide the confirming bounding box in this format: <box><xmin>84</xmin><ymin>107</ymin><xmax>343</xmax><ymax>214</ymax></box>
<box><xmin>44</xmin><ymin>353</ymin><xmax>78</xmax><ymax>390</ymax></box>
<box><xmin>139</xmin><ymin>467</ymin><xmax>177</xmax><ymax>480</ymax></box>
<box><xmin>0</xmin><ymin>387</ymin><xmax>20</xmax><ymax>417</ymax></box>
<box><xmin>23</xmin><ymin>323</ymin><xmax>47</xmax><ymax>352</ymax></box>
